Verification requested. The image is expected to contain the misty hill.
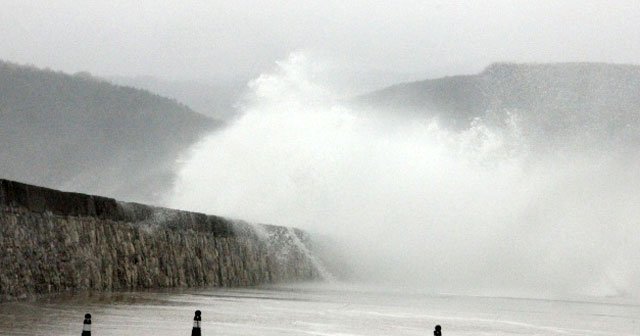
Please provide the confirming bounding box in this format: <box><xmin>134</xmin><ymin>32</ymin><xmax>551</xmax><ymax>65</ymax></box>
<box><xmin>108</xmin><ymin>75</ymin><xmax>248</xmax><ymax>121</ymax></box>
<box><xmin>357</xmin><ymin>63</ymin><xmax>640</xmax><ymax>144</ymax></box>
<box><xmin>0</xmin><ymin>60</ymin><xmax>218</xmax><ymax>203</ymax></box>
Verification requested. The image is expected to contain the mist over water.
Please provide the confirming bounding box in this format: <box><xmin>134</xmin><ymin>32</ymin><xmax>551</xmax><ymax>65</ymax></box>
<box><xmin>169</xmin><ymin>54</ymin><xmax>640</xmax><ymax>299</ymax></box>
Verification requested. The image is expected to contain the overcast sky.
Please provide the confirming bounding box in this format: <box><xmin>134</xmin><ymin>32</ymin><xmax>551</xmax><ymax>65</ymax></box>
<box><xmin>1</xmin><ymin>1</ymin><xmax>640</xmax><ymax>86</ymax></box>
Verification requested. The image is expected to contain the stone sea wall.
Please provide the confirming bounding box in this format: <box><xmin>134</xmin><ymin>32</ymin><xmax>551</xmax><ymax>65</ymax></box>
<box><xmin>0</xmin><ymin>179</ymin><xmax>321</xmax><ymax>301</ymax></box>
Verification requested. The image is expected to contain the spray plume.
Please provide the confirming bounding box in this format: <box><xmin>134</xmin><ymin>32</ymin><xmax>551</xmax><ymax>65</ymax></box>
<box><xmin>169</xmin><ymin>54</ymin><xmax>640</xmax><ymax>299</ymax></box>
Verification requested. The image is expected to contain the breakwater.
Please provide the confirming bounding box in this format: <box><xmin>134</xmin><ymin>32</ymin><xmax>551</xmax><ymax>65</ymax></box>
<box><xmin>0</xmin><ymin>179</ymin><xmax>321</xmax><ymax>301</ymax></box>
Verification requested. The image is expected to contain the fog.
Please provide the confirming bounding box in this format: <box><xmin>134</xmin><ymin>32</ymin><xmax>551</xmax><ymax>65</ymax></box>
<box><xmin>169</xmin><ymin>54</ymin><xmax>640</xmax><ymax>299</ymax></box>
<box><xmin>3</xmin><ymin>1</ymin><xmax>640</xmax><ymax>300</ymax></box>
<box><xmin>2</xmin><ymin>1</ymin><xmax>640</xmax><ymax>91</ymax></box>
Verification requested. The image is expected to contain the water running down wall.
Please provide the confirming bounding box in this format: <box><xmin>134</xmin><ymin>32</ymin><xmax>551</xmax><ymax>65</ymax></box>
<box><xmin>0</xmin><ymin>179</ymin><xmax>322</xmax><ymax>302</ymax></box>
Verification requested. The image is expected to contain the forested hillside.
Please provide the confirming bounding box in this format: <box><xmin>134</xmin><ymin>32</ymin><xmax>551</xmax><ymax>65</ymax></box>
<box><xmin>0</xmin><ymin>60</ymin><xmax>218</xmax><ymax>203</ymax></box>
<box><xmin>357</xmin><ymin>63</ymin><xmax>640</xmax><ymax>144</ymax></box>
<box><xmin>108</xmin><ymin>75</ymin><xmax>247</xmax><ymax>121</ymax></box>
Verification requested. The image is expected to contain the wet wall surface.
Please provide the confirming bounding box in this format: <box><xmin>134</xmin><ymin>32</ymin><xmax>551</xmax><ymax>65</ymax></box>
<box><xmin>0</xmin><ymin>179</ymin><xmax>319</xmax><ymax>301</ymax></box>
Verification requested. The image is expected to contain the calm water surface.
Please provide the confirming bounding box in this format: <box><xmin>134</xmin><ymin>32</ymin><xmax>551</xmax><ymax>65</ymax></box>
<box><xmin>0</xmin><ymin>283</ymin><xmax>638</xmax><ymax>335</ymax></box>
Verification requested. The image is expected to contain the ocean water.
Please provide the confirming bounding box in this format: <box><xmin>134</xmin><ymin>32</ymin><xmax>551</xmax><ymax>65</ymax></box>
<box><xmin>0</xmin><ymin>283</ymin><xmax>637</xmax><ymax>335</ymax></box>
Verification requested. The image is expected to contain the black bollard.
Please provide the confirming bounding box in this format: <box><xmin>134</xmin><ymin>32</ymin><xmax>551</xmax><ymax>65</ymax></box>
<box><xmin>433</xmin><ymin>324</ymin><xmax>442</xmax><ymax>336</ymax></box>
<box><xmin>191</xmin><ymin>310</ymin><xmax>202</xmax><ymax>336</ymax></box>
<box><xmin>81</xmin><ymin>313</ymin><xmax>91</xmax><ymax>336</ymax></box>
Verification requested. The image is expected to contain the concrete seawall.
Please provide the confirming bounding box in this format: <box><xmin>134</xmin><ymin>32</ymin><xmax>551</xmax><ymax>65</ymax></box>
<box><xmin>0</xmin><ymin>179</ymin><xmax>321</xmax><ymax>301</ymax></box>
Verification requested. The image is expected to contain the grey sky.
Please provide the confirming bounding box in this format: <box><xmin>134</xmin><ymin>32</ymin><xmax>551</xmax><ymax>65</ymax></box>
<box><xmin>1</xmin><ymin>1</ymin><xmax>640</xmax><ymax>85</ymax></box>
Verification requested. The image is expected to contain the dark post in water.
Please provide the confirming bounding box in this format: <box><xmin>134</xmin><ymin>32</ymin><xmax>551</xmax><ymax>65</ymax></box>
<box><xmin>81</xmin><ymin>313</ymin><xmax>91</xmax><ymax>336</ymax></box>
<box><xmin>191</xmin><ymin>310</ymin><xmax>202</xmax><ymax>336</ymax></box>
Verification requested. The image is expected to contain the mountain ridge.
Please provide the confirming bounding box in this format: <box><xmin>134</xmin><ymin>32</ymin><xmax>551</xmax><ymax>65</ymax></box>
<box><xmin>0</xmin><ymin>59</ymin><xmax>219</xmax><ymax>204</ymax></box>
<box><xmin>357</xmin><ymin>62</ymin><xmax>640</xmax><ymax>132</ymax></box>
